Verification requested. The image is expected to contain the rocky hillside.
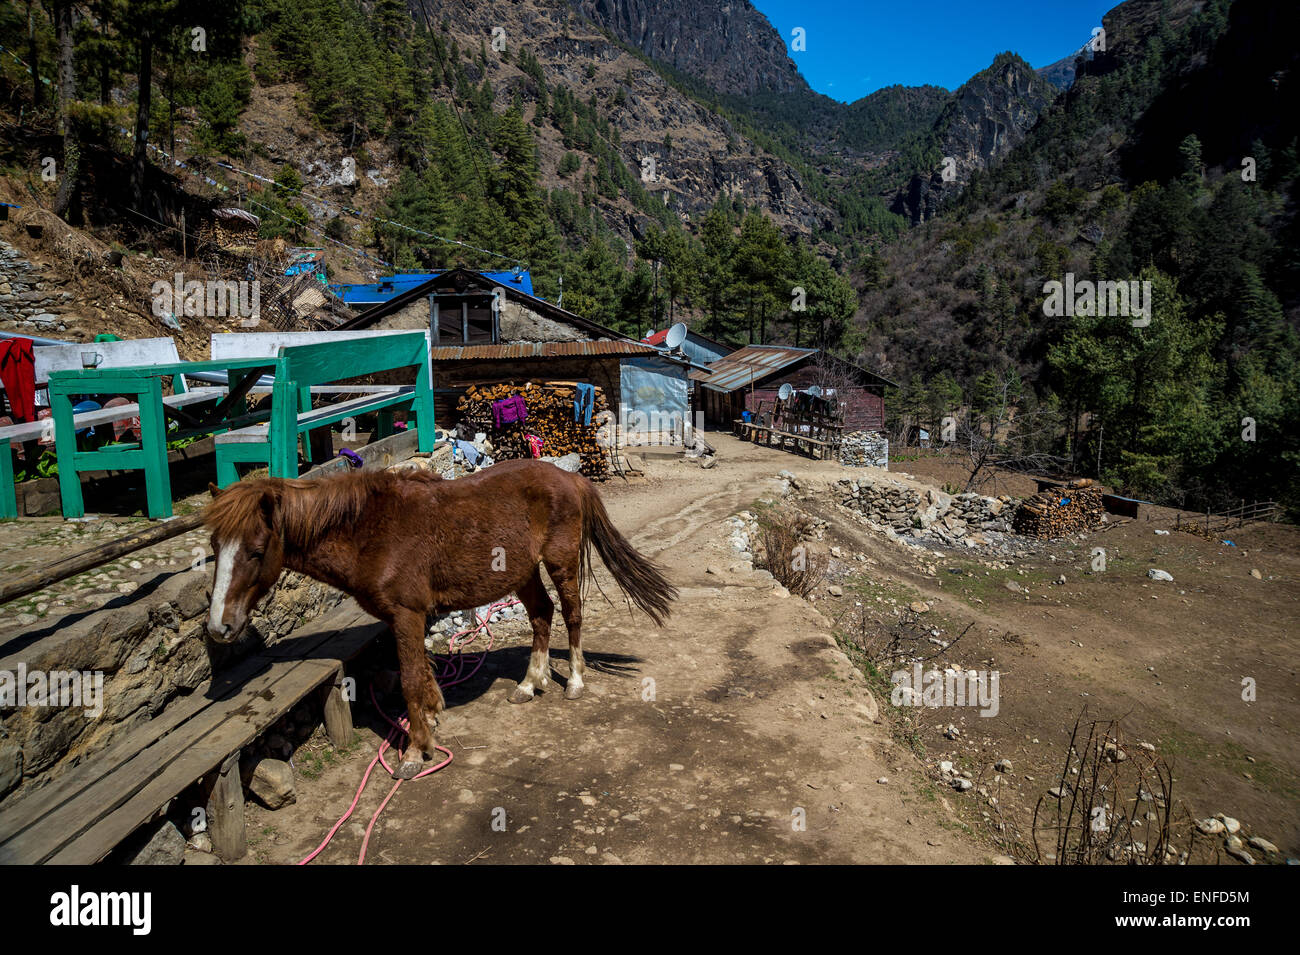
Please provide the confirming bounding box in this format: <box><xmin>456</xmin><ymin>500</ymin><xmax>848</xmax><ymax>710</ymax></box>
<box><xmin>890</xmin><ymin>54</ymin><xmax>1059</xmax><ymax>225</ymax></box>
<box><xmin>413</xmin><ymin>0</ymin><xmax>834</xmax><ymax>239</ymax></box>
<box><xmin>567</xmin><ymin>0</ymin><xmax>807</xmax><ymax>96</ymax></box>
<box><xmin>551</xmin><ymin>0</ymin><xmax>1071</xmax><ymax>240</ymax></box>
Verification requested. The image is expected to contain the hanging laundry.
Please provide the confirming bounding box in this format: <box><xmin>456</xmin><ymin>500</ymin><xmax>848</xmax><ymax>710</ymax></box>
<box><xmin>573</xmin><ymin>382</ymin><xmax>595</xmax><ymax>425</ymax></box>
<box><xmin>491</xmin><ymin>394</ymin><xmax>528</xmax><ymax>428</ymax></box>
<box><xmin>0</xmin><ymin>336</ymin><xmax>37</xmax><ymax>422</ymax></box>
<box><xmin>526</xmin><ymin>434</ymin><xmax>544</xmax><ymax>458</ymax></box>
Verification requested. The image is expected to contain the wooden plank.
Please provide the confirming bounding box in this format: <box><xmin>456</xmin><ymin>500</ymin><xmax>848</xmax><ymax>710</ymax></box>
<box><xmin>278</xmin><ymin>333</ymin><xmax>428</xmax><ymax>392</ymax></box>
<box><xmin>0</xmin><ymin>391</ymin><xmax>216</xmax><ymax>444</ymax></box>
<box><xmin>0</xmin><ymin>628</ymin><xmax>282</xmax><ymax>841</ymax></box>
<box><xmin>214</xmin><ymin>389</ymin><xmax>414</xmax><ymax>442</ymax></box>
<box><xmin>0</xmin><ymin>437</ymin><xmax>14</xmax><ymax>520</ymax></box>
<box><xmin>0</xmin><ymin>602</ymin><xmax>379</xmax><ymax>863</ymax></box>
<box><xmin>46</xmin><ymin>619</ymin><xmax>386</xmax><ymax>865</ymax></box>
<box><xmin>0</xmin><ymin>594</ymin><xmax>378</xmax><ymax>840</ymax></box>
<box><xmin>296</xmin><ymin>388</ymin><xmax>414</xmax><ymax>426</ymax></box>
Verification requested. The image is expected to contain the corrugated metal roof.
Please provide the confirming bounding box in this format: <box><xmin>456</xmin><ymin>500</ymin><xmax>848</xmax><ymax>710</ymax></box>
<box><xmin>689</xmin><ymin>344</ymin><xmax>817</xmax><ymax>392</ymax></box>
<box><xmin>214</xmin><ymin>208</ymin><xmax>260</xmax><ymax>227</ymax></box>
<box><xmin>430</xmin><ymin>341</ymin><xmax>656</xmax><ymax>361</ymax></box>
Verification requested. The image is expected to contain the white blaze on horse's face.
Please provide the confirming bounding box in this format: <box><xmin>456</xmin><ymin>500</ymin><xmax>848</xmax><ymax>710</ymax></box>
<box><xmin>208</xmin><ymin>537</ymin><xmax>239</xmax><ymax>641</ymax></box>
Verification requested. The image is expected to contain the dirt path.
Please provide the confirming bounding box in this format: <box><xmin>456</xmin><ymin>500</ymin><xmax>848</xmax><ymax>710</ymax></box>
<box><xmin>249</xmin><ymin>437</ymin><xmax>992</xmax><ymax>865</ymax></box>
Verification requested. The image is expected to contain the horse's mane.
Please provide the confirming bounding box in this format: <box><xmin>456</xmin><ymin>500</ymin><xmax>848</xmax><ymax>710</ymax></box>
<box><xmin>204</xmin><ymin>468</ymin><xmax>440</xmax><ymax>548</ymax></box>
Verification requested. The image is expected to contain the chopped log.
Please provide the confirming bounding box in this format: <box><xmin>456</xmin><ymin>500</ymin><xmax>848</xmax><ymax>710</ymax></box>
<box><xmin>1013</xmin><ymin>486</ymin><xmax>1106</xmax><ymax>538</ymax></box>
<box><xmin>457</xmin><ymin>380</ymin><xmax>611</xmax><ymax>480</ymax></box>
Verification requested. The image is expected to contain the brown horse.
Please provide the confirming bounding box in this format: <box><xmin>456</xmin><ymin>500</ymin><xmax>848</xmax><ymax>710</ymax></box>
<box><xmin>204</xmin><ymin>460</ymin><xmax>676</xmax><ymax>778</ymax></box>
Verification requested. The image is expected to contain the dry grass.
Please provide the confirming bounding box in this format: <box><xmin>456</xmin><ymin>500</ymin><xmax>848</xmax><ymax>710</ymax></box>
<box><xmin>756</xmin><ymin>507</ymin><xmax>828</xmax><ymax>598</ymax></box>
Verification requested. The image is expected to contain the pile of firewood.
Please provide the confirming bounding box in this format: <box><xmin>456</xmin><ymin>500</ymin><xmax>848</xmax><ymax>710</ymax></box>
<box><xmin>1013</xmin><ymin>480</ymin><xmax>1105</xmax><ymax>538</ymax></box>
<box><xmin>457</xmin><ymin>381</ymin><xmax>611</xmax><ymax>480</ymax></box>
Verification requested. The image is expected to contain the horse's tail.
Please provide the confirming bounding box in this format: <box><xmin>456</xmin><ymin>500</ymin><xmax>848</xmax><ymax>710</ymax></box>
<box><xmin>578</xmin><ymin>480</ymin><xmax>677</xmax><ymax>626</ymax></box>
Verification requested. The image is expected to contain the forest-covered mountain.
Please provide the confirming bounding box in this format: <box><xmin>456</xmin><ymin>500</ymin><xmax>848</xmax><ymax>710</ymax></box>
<box><xmin>855</xmin><ymin>0</ymin><xmax>1300</xmax><ymax>511</ymax></box>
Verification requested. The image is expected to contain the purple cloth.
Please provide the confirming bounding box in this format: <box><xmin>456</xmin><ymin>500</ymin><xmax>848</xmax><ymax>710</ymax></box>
<box><xmin>492</xmin><ymin>395</ymin><xmax>528</xmax><ymax>428</ymax></box>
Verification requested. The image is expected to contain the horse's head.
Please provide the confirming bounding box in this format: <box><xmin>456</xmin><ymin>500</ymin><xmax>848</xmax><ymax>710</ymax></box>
<box><xmin>204</xmin><ymin>482</ymin><xmax>286</xmax><ymax>644</ymax></box>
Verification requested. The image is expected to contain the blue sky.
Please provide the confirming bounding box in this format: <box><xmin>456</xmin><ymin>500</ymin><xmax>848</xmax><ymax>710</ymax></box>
<box><xmin>751</xmin><ymin>0</ymin><xmax>1119</xmax><ymax>102</ymax></box>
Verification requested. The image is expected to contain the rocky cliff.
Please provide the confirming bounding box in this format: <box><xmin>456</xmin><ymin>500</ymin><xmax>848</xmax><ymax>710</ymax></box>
<box><xmin>566</xmin><ymin>0</ymin><xmax>807</xmax><ymax>96</ymax></box>
<box><xmin>891</xmin><ymin>53</ymin><xmax>1057</xmax><ymax>224</ymax></box>
<box><xmin>417</xmin><ymin>0</ymin><xmax>833</xmax><ymax>240</ymax></box>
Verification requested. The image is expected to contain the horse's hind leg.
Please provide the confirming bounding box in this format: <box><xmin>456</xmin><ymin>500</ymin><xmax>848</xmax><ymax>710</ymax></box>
<box><xmin>546</xmin><ymin>558</ymin><xmax>585</xmax><ymax>700</ymax></box>
<box><xmin>510</xmin><ymin>568</ymin><xmax>553</xmax><ymax>704</ymax></box>
<box><xmin>393</xmin><ymin>608</ymin><xmax>444</xmax><ymax>779</ymax></box>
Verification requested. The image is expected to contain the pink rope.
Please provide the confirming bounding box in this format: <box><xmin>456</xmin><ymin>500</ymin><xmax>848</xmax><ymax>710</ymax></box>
<box><xmin>298</xmin><ymin>599</ymin><xmax>520</xmax><ymax>865</ymax></box>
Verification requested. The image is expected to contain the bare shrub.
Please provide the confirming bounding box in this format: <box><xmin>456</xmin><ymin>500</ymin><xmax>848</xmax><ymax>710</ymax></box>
<box><xmin>1032</xmin><ymin>714</ymin><xmax>1197</xmax><ymax>865</ymax></box>
<box><xmin>846</xmin><ymin>605</ymin><xmax>973</xmax><ymax>671</ymax></box>
<box><xmin>756</xmin><ymin>508</ymin><xmax>828</xmax><ymax>598</ymax></box>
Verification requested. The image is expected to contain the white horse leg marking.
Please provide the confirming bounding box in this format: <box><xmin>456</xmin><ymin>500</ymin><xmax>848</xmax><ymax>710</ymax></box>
<box><xmin>516</xmin><ymin>648</ymin><xmax>550</xmax><ymax>698</ymax></box>
<box><xmin>208</xmin><ymin>539</ymin><xmax>238</xmax><ymax>636</ymax></box>
<box><xmin>568</xmin><ymin>640</ymin><xmax>585</xmax><ymax>694</ymax></box>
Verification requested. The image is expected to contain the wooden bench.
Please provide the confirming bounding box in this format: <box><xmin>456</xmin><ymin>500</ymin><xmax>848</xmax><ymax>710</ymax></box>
<box><xmin>213</xmin><ymin>331</ymin><xmax>434</xmax><ymax>486</ymax></box>
<box><xmin>2</xmin><ymin>338</ymin><xmax>219</xmax><ymax>519</ymax></box>
<box><xmin>0</xmin><ymin>599</ymin><xmax>383</xmax><ymax>864</ymax></box>
<box><xmin>735</xmin><ymin>421</ymin><xmax>838</xmax><ymax>459</ymax></box>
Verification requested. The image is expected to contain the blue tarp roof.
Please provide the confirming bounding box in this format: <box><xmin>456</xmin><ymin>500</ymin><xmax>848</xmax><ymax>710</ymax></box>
<box><xmin>329</xmin><ymin>270</ymin><xmax>534</xmax><ymax>305</ymax></box>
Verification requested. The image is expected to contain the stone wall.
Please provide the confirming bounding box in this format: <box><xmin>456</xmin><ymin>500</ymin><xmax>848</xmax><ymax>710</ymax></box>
<box><xmin>833</xmin><ymin>474</ymin><xmax>1017</xmax><ymax>549</ymax></box>
<box><xmin>0</xmin><ymin>239</ymin><xmax>72</xmax><ymax>333</ymax></box>
<box><xmin>0</xmin><ymin>562</ymin><xmax>343</xmax><ymax>804</ymax></box>
<box><xmin>840</xmin><ymin>431</ymin><xmax>888</xmax><ymax>468</ymax></box>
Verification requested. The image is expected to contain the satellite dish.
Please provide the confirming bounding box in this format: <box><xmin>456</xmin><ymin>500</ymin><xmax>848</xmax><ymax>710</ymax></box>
<box><xmin>778</xmin><ymin>383</ymin><xmax>794</xmax><ymax>401</ymax></box>
<box><xmin>664</xmin><ymin>322</ymin><xmax>687</xmax><ymax>350</ymax></box>
<box><xmin>806</xmin><ymin>385</ymin><xmax>823</xmax><ymax>397</ymax></box>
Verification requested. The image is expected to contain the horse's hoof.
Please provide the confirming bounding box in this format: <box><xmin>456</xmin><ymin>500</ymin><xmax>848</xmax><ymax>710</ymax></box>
<box><xmin>395</xmin><ymin>758</ymin><xmax>424</xmax><ymax>780</ymax></box>
<box><xmin>564</xmin><ymin>683</ymin><xmax>584</xmax><ymax>700</ymax></box>
<box><xmin>509</xmin><ymin>686</ymin><xmax>535</xmax><ymax>704</ymax></box>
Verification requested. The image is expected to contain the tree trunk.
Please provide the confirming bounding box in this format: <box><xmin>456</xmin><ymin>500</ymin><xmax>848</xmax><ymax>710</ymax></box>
<box><xmin>26</xmin><ymin>0</ymin><xmax>43</xmax><ymax>110</ymax></box>
<box><xmin>99</xmin><ymin>18</ymin><xmax>110</xmax><ymax>105</ymax></box>
<box><xmin>130</xmin><ymin>28</ymin><xmax>154</xmax><ymax>212</ymax></box>
<box><xmin>52</xmin><ymin>1</ymin><xmax>79</xmax><ymax>221</ymax></box>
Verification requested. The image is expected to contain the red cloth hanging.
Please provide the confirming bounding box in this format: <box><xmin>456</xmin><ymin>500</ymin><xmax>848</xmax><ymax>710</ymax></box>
<box><xmin>0</xmin><ymin>337</ymin><xmax>37</xmax><ymax>423</ymax></box>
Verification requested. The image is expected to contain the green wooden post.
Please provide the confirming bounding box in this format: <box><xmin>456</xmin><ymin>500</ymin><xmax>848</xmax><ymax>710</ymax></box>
<box><xmin>269</xmin><ymin>376</ymin><xmax>299</xmax><ymax>479</ymax></box>
<box><xmin>215</xmin><ymin>452</ymin><xmax>240</xmax><ymax>489</ymax></box>
<box><xmin>414</xmin><ymin>356</ymin><xmax>435</xmax><ymax>453</ymax></box>
<box><xmin>0</xmin><ymin>437</ymin><xmax>16</xmax><ymax>519</ymax></box>
<box><xmin>136</xmin><ymin>376</ymin><xmax>171</xmax><ymax>518</ymax></box>
<box><xmin>296</xmin><ymin>383</ymin><xmax>314</xmax><ymax>464</ymax></box>
<box><xmin>49</xmin><ymin>380</ymin><xmax>84</xmax><ymax>519</ymax></box>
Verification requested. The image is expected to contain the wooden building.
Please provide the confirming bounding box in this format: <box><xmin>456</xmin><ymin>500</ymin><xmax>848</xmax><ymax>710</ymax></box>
<box><xmin>332</xmin><ymin>269</ymin><xmax>699</xmax><ymax>442</ymax></box>
<box><xmin>333</xmin><ymin>267</ymin><xmax>613</xmax><ymax>345</ymax></box>
<box><xmin>689</xmin><ymin>345</ymin><xmax>894</xmax><ymax>432</ymax></box>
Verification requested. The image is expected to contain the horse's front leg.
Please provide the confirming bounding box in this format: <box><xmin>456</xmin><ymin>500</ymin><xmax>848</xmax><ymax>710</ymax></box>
<box><xmin>392</xmin><ymin>608</ymin><xmax>445</xmax><ymax>779</ymax></box>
